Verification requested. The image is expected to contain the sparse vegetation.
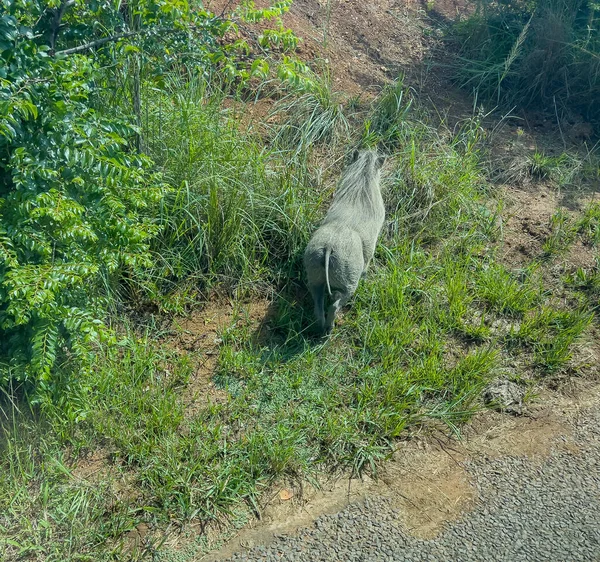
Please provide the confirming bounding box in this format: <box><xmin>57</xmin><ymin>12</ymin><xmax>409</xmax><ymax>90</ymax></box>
<box><xmin>542</xmin><ymin>202</ymin><xmax>600</xmax><ymax>258</ymax></box>
<box><xmin>577</xmin><ymin>202</ymin><xmax>600</xmax><ymax>246</ymax></box>
<box><xmin>1</xmin><ymin>1</ymin><xmax>599</xmax><ymax>561</ymax></box>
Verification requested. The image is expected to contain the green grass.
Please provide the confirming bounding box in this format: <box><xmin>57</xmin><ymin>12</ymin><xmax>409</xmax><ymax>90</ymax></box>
<box><xmin>366</xmin><ymin>76</ymin><xmax>412</xmax><ymax>151</ymax></box>
<box><xmin>1</xmin><ymin>71</ymin><xmax>598</xmax><ymax>561</ymax></box>
<box><xmin>543</xmin><ymin>210</ymin><xmax>578</xmax><ymax>257</ymax></box>
<box><xmin>565</xmin><ymin>259</ymin><xmax>600</xmax><ymax>300</ymax></box>
<box><xmin>576</xmin><ymin>202</ymin><xmax>600</xmax><ymax>246</ymax></box>
<box><xmin>449</xmin><ymin>0</ymin><xmax>600</xmax><ymax>129</ymax></box>
<box><xmin>541</xmin><ymin>201</ymin><xmax>600</xmax><ymax>258</ymax></box>
<box><xmin>528</xmin><ymin>152</ymin><xmax>567</xmax><ymax>180</ymax></box>
<box><xmin>474</xmin><ymin>262</ymin><xmax>541</xmax><ymax>315</ymax></box>
<box><xmin>509</xmin><ymin>305</ymin><xmax>593</xmax><ymax>371</ymax></box>
<box><xmin>270</xmin><ymin>71</ymin><xmax>351</xmax><ymax>156</ymax></box>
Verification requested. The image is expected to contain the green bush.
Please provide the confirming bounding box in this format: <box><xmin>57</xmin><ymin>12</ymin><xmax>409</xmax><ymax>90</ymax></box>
<box><xmin>0</xmin><ymin>0</ymin><xmax>309</xmax><ymax>392</ymax></box>
<box><xmin>0</xmin><ymin>8</ymin><xmax>164</xmax><ymax>390</ymax></box>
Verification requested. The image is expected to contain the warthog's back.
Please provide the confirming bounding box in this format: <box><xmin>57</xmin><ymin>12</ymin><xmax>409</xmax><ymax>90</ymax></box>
<box><xmin>321</xmin><ymin>151</ymin><xmax>385</xmax><ymax>261</ymax></box>
<box><xmin>321</xmin><ymin>201</ymin><xmax>384</xmax><ymax>264</ymax></box>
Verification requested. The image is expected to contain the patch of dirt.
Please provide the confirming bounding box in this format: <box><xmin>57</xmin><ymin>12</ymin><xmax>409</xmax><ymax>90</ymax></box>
<box><xmin>69</xmin><ymin>448</ymin><xmax>141</xmax><ymax>505</ymax></box>
<box><xmin>122</xmin><ymin>523</ymin><xmax>152</xmax><ymax>556</ymax></box>
<box><xmin>70</xmin><ymin>448</ymin><xmax>111</xmax><ymax>481</ymax></box>
<box><xmin>384</xmin><ymin>441</ymin><xmax>474</xmax><ymax>539</ymax></box>
<box><xmin>467</xmin><ymin>382</ymin><xmax>600</xmax><ymax>459</ymax></box>
<box><xmin>499</xmin><ymin>185</ymin><xmax>598</xmax><ymax>271</ymax></box>
<box><xmin>291</xmin><ymin>0</ymin><xmax>428</xmax><ymax>94</ymax></box>
<box><xmin>163</xmin><ymin>299</ymin><xmax>273</xmax><ymax>417</ymax></box>
<box><xmin>564</xmin><ymin>240</ymin><xmax>598</xmax><ymax>271</ymax></box>
<box><xmin>427</xmin><ymin>0</ymin><xmax>472</xmax><ymax>20</ymax></box>
<box><xmin>204</xmin><ymin>476</ymin><xmax>380</xmax><ymax>561</ymax></box>
<box><xmin>463</xmin><ymin>406</ymin><xmax>571</xmax><ymax>462</ymax></box>
<box><xmin>207</xmin><ymin>0</ymin><xmax>472</xmax><ymax>101</ymax></box>
<box><xmin>500</xmin><ymin>184</ymin><xmax>558</xmax><ymax>265</ymax></box>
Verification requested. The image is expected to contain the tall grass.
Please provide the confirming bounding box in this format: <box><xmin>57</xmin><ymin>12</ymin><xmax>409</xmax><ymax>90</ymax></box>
<box><xmin>136</xmin><ymin>74</ymin><xmax>327</xmax><ymax>305</ymax></box>
<box><xmin>450</xmin><ymin>0</ymin><xmax>600</xmax><ymax>129</ymax></box>
<box><xmin>270</xmin><ymin>71</ymin><xmax>351</xmax><ymax>156</ymax></box>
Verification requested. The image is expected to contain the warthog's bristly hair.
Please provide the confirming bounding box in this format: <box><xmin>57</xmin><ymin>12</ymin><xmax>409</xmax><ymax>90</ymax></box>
<box><xmin>327</xmin><ymin>151</ymin><xmax>384</xmax><ymax>224</ymax></box>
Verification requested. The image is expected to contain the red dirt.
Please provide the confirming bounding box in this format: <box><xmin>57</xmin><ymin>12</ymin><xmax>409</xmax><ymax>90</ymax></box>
<box><xmin>207</xmin><ymin>0</ymin><xmax>472</xmax><ymax>99</ymax></box>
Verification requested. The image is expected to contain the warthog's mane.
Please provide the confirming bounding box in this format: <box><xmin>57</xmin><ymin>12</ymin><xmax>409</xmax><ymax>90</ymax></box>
<box><xmin>327</xmin><ymin>150</ymin><xmax>382</xmax><ymax>220</ymax></box>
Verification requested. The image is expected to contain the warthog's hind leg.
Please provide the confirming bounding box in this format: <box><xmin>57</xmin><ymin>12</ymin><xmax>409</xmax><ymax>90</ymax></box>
<box><xmin>325</xmin><ymin>291</ymin><xmax>351</xmax><ymax>334</ymax></box>
<box><xmin>310</xmin><ymin>284</ymin><xmax>326</xmax><ymax>334</ymax></box>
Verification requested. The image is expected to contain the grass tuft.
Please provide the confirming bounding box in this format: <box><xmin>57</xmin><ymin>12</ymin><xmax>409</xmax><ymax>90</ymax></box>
<box><xmin>270</xmin><ymin>73</ymin><xmax>351</xmax><ymax>156</ymax></box>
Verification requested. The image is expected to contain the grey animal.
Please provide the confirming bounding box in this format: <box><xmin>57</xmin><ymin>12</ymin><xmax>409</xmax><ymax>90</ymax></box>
<box><xmin>304</xmin><ymin>149</ymin><xmax>385</xmax><ymax>334</ymax></box>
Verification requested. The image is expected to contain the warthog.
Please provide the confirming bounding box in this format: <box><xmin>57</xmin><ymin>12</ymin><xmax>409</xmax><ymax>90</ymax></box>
<box><xmin>304</xmin><ymin>149</ymin><xmax>385</xmax><ymax>334</ymax></box>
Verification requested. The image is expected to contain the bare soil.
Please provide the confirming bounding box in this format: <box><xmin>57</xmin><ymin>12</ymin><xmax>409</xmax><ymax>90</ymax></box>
<box><xmin>500</xmin><ymin>186</ymin><xmax>598</xmax><ymax>268</ymax></box>
<box><xmin>164</xmin><ymin>300</ymin><xmax>272</xmax><ymax>416</ymax></box>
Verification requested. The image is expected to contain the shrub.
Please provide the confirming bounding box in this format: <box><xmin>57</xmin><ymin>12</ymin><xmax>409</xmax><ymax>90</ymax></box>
<box><xmin>0</xmin><ymin>9</ymin><xmax>164</xmax><ymax>391</ymax></box>
<box><xmin>0</xmin><ymin>0</ymin><xmax>309</xmax><ymax>392</ymax></box>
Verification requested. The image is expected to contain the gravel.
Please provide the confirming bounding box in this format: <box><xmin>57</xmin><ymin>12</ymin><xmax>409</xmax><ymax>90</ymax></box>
<box><xmin>222</xmin><ymin>406</ymin><xmax>600</xmax><ymax>562</ymax></box>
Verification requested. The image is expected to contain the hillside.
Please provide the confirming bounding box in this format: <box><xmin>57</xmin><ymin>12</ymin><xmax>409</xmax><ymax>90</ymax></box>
<box><xmin>1</xmin><ymin>1</ymin><xmax>599</xmax><ymax>561</ymax></box>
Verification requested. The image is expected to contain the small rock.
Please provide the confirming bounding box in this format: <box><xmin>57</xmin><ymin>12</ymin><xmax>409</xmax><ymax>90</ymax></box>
<box><xmin>482</xmin><ymin>378</ymin><xmax>525</xmax><ymax>414</ymax></box>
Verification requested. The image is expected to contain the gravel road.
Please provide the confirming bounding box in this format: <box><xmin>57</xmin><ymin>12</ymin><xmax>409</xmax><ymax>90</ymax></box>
<box><xmin>221</xmin><ymin>405</ymin><xmax>600</xmax><ymax>562</ymax></box>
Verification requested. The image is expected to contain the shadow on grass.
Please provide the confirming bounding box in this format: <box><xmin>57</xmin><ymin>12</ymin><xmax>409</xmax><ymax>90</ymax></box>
<box><xmin>210</xmin><ymin>278</ymin><xmax>327</xmax><ymax>397</ymax></box>
<box><xmin>252</xmin><ymin>279</ymin><xmax>324</xmax><ymax>363</ymax></box>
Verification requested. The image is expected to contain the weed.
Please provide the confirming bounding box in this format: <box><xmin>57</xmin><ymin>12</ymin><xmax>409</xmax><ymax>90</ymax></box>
<box><xmin>368</xmin><ymin>76</ymin><xmax>412</xmax><ymax>151</ymax></box>
<box><xmin>542</xmin><ymin>201</ymin><xmax>600</xmax><ymax>258</ymax></box>
<box><xmin>564</xmin><ymin>259</ymin><xmax>600</xmax><ymax>299</ymax></box>
<box><xmin>543</xmin><ymin>209</ymin><xmax>578</xmax><ymax>257</ymax></box>
<box><xmin>528</xmin><ymin>152</ymin><xmax>566</xmax><ymax>180</ymax></box>
<box><xmin>271</xmin><ymin>72</ymin><xmax>351</xmax><ymax>156</ymax></box>
<box><xmin>509</xmin><ymin>305</ymin><xmax>593</xmax><ymax>372</ymax></box>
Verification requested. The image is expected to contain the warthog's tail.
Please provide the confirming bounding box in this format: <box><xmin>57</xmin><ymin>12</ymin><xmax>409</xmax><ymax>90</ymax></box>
<box><xmin>324</xmin><ymin>246</ymin><xmax>332</xmax><ymax>296</ymax></box>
